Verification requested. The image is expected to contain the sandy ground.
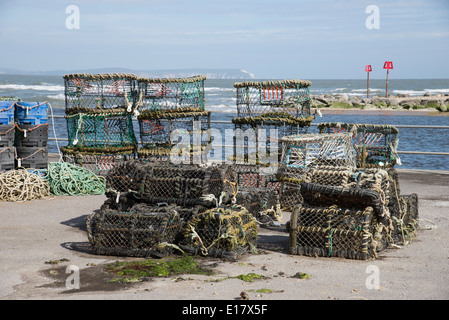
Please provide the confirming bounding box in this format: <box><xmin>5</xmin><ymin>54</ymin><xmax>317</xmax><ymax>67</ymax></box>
<box><xmin>0</xmin><ymin>169</ymin><xmax>448</xmax><ymax>301</ymax></box>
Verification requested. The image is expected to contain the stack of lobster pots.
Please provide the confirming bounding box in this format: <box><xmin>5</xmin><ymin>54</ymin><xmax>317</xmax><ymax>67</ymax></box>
<box><xmin>231</xmin><ymin>79</ymin><xmax>316</xmax><ymax>217</ymax></box>
<box><xmin>285</xmin><ymin>123</ymin><xmax>419</xmax><ymax>260</ymax></box>
<box><xmin>135</xmin><ymin>75</ymin><xmax>211</xmax><ymax>164</ymax></box>
<box><xmin>61</xmin><ymin>73</ymin><xmax>139</xmax><ymax>176</ymax></box>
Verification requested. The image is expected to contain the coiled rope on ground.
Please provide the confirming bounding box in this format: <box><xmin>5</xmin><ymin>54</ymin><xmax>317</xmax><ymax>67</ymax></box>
<box><xmin>46</xmin><ymin>162</ymin><xmax>106</xmax><ymax>196</ymax></box>
<box><xmin>0</xmin><ymin>168</ymin><xmax>51</xmax><ymax>202</ymax></box>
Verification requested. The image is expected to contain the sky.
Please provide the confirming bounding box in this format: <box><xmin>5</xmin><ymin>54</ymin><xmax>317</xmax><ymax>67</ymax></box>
<box><xmin>0</xmin><ymin>0</ymin><xmax>448</xmax><ymax>79</ymax></box>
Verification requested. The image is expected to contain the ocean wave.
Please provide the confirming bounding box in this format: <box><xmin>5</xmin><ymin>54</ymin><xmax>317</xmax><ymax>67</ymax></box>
<box><xmin>47</xmin><ymin>93</ymin><xmax>65</xmax><ymax>100</ymax></box>
<box><xmin>205</xmin><ymin>104</ymin><xmax>236</xmax><ymax>113</ymax></box>
<box><xmin>205</xmin><ymin>87</ymin><xmax>235</xmax><ymax>92</ymax></box>
<box><xmin>0</xmin><ymin>83</ymin><xmax>64</xmax><ymax>92</ymax></box>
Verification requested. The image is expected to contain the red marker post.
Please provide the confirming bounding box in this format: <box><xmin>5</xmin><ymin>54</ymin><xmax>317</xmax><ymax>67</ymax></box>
<box><xmin>383</xmin><ymin>61</ymin><xmax>393</xmax><ymax>97</ymax></box>
<box><xmin>365</xmin><ymin>65</ymin><xmax>372</xmax><ymax>98</ymax></box>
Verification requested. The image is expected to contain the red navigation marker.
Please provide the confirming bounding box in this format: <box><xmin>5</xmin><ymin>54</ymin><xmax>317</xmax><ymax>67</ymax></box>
<box><xmin>365</xmin><ymin>65</ymin><xmax>372</xmax><ymax>98</ymax></box>
<box><xmin>383</xmin><ymin>61</ymin><xmax>393</xmax><ymax>69</ymax></box>
<box><xmin>383</xmin><ymin>61</ymin><xmax>393</xmax><ymax>97</ymax></box>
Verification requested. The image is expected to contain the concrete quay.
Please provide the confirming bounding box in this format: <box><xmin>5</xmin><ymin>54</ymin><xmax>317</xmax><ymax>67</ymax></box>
<box><xmin>0</xmin><ymin>169</ymin><xmax>448</xmax><ymax>300</ymax></box>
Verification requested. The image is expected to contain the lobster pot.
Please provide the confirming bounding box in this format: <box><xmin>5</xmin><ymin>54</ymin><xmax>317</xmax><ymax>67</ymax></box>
<box><xmin>317</xmin><ymin>123</ymin><xmax>400</xmax><ymax>168</ymax></box>
<box><xmin>86</xmin><ymin>203</ymin><xmax>185</xmax><ymax>258</ymax></box>
<box><xmin>235</xmin><ymin>188</ymin><xmax>281</xmax><ymax>222</ymax></box>
<box><xmin>0</xmin><ymin>101</ymin><xmax>16</xmax><ymax>125</ymax></box>
<box><xmin>278</xmin><ymin>133</ymin><xmax>356</xmax><ymax>210</ymax></box>
<box><xmin>137</xmin><ymin>110</ymin><xmax>211</xmax><ymax>164</ymax></box>
<box><xmin>234</xmin><ymin>79</ymin><xmax>313</xmax><ymax>122</ymax></box>
<box><xmin>137</xmin><ymin>75</ymin><xmax>206</xmax><ymax>113</ymax></box>
<box><xmin>139</xmin><ymin>164</ymin><xmax>237</xmax><ymax>208</ymax></box>
<box><xmin>232</xmin><ymin>122</ymin><xmax>310</xmax><ymax>166</ymax></box>
<box><xmin>279</xmin><ymin>133</ymin><xmax>357</xmax><ymax>180</ymax></box>
<box><xmin>179</xmin><ymin>205</ymin><xmax>258</xmax><ymax>261</ymax></box>
<box><xmin>0</xmin><ymin>147</ymin><xmax>15</xmax><ymax>172</ymax></box>
<box><xmin>105</xmin><ymin>159</ymin><xmax>151</xmax><ymax>194</ymax></box>
<box><xmin>15</xmin><ymin>124</ymin><xmax>48</xmax><ymax>147</ymax></box>
<box><xmin>64</xmin><ymin>73</ymin><xmax>138</xmax><ymax>114</ymax></box>
<box><xmin>61</xmin><ymin>146</ymin><xmax>137</xmax><ymax>176</ymax></box>
<box><xmin>289</xmin><ymin>205</ymin><xmax>388</xmax><ymax>260</ymax></box>
<box><xmin>65</xmin><ymin>112</ymin><xmax>137</xmax><ymax>149</ymax></box>
<box><xmin>0</xmin><ymin>124</ymin><xmax>15</xmax><ymax>147</ymax></box>
<box><xmin>301</xmin><ymin>166</ymin><xmax>395</xmax><ymax>216</ymax></box>
<box><xmin>233</xmin><ymin>163</ymin><xmax>281</xmax><ymax>192</ymax></box>
<box><xmin>15</xmin><ymin>146</ymin><xmax>48</xmax><ymax>169</ymax></box>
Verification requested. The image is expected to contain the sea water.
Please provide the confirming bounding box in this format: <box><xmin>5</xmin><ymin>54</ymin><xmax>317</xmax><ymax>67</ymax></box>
<box><xmin>1</xmin><ymin>74</ymin><xmax>448</xmax><ymax>171</ymax></box>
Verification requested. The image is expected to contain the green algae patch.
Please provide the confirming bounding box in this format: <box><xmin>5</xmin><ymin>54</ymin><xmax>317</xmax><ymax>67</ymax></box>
<box><xmin>106</xmin><ymin>255</ymin><xmax>214</xmax><ymax>283</ymax></box>
<box><xmin>234</xmin><ymin>273</ymin><xmax>267</xmax><ymax>282</ymax></box>
<box><xmin>291</xmin><ymin>272</ymin><xmax>311</xmax><ymax>279</ymax></box>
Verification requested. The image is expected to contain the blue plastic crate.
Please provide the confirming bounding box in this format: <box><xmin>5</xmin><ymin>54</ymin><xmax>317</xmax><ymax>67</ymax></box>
<box><xmin>0</xmin><ymin>101</ymin><xmax>16</xmax><ymax>125</ymax></box>
<box><xmin>15</xmin><ymin>101</ymin><xmax>48</xmax><ymax>125</ymax></box>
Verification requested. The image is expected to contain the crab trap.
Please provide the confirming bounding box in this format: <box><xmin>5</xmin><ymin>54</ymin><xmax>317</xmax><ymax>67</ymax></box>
<box><xmin>277</xmin><ymin>133</ymin><xmax>357</xmax><ymax>209</ymax></box>
<box><xmin>64</xmin><ymin>73</ymin><xmax>138</xmax><ymax>114</ymax></box>
<box><xmin>105</xmin><ymin>161</ymin><xmax>237</xmax><ymax>208</ymax></box>
<box><xmin>231</xmin><ymin>121</ymin><xmax>310</xmax><ymax>166</ymax></box>
<box><xmin>61</xmin><ymin>146</ymin><xmax>137</xmax><ymax>176</ymax></box>
<box><xmin>86</xmin><ymin>203</ymin><xmax>187</xmax><ymax>258</ymax></box>
<box><xmin>289</xmin><ymin>204</ymin><xmax>387</xmax><ymax>260</ymax></box>
<box><xmin>233</xmin><ymin>79</ymin><xmax>314</xmax><ymax>125</ymax></box>
<box><xmin>136</xmin><ymin>75</ymin><xmax>206</xmax><ymax>113</ymax></box>
<box><xmin>65</xmin><ymin>111</ymin><xmax>138</xmax><ymax>149</ymax></box>
<box><xmin>137</xmin><ymin>110</ymin><xmax>211</xmax><ymax>163</ymax></box>
<box><xmin>317</xmin><ymin>123</ymin><xmax>400</xmax><ymax>168</ymax></box>
<box><xmin>179</xmin><ymin>205</ymin><xmax>258</xmax><ymax>261</ymax></box>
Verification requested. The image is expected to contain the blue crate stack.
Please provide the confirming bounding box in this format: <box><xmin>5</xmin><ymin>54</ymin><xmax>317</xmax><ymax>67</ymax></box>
<box><xmin>14</xmin><ymin>101</ymin><xmax>49</xmax><ymax>169</ymax></box>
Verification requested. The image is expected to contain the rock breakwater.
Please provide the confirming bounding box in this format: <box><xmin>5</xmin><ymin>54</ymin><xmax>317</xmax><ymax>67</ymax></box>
<box><xmin>311</xmin><ymin>94</ymin><xmax>449</xmax><ymax>112</ymax></box>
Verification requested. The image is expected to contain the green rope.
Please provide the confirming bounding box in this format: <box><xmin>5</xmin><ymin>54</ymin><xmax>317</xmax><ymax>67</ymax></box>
<box><xmin>46</xmin><ymin>161</ymin><xmax>106</xmax><ymax>196</ymax></box>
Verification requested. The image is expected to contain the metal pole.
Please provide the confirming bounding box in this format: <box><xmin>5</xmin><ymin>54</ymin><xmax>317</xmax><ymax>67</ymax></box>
<box><xmin>385</xmin><ymin>69</ymin><xmax>389</xmax><ymax>97</ymax></box>
<box><xmin>367</xmin><ymin>71</ymin><xmax>370</xmax><ymax>98</ymax></box>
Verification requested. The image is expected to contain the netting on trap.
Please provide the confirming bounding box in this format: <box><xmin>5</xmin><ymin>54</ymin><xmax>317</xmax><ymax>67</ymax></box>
<box><xmin>233</xmin><ymin>80</ymin><xmax>314</xmax><ymax>124</ymax></box>
<box><xmin>65</xmin><ymin>112</ymin><xmax>138</xmax><ymax>149</ymax></box>
<box><xmin>288</xmin><ymin>205</ymin><xmax>388</xmax><ymax>260</ymax></box>
<box><xmin>86</xmin><ymin>203</ymin><xmax>186</xmax><ymax>258</ymax></box>
<box><xmin>179</xmin><ymin>205</ymin><xmax>258</xmax><ymax>261</ymax></box>
<box><xmin>317</xmin><ymin>123</ymin><xmax>400</xmax><ymax>168</ymax></box>
<box><xmin>390</xmin><ymin>193</ymin><xmax>419</xmax><ymax>245</ymax></box>
<box><xmin>61</xmin><ymin>146</ymin><xmax>137</xmax><ymax>176</ymax></box>
<box><xmin>137</xmin><ymin>75</ymin><xmax>206</xmax><ymax>113</ymax></box>
<box><xmin>277</xmin><ymin>133</ymin><xmax>357</xmax><ymax>209</ymax></box>
<box><xmin>64</xmin><ymin>73</ymin><xmax>138</xmax><ymax>114</ymax></box>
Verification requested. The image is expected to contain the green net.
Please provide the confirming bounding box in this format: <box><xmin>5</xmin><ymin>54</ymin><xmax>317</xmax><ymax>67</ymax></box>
<box><xmin>137</xmin><ymin>75</ymin><xmax>206</xmax><ymax>113</ymax></box>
